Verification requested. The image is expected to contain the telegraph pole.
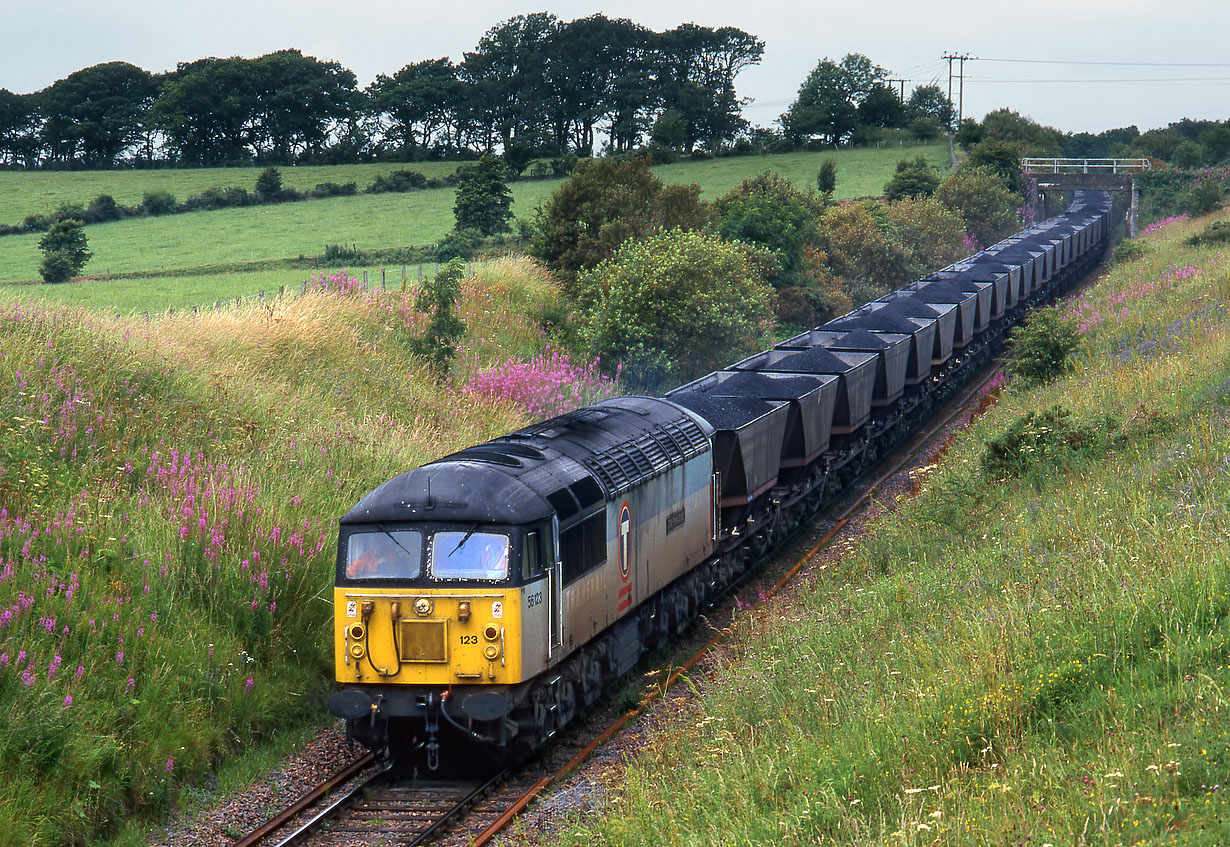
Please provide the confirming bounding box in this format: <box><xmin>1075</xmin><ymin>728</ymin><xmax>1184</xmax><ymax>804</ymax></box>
<box><xmin>887</xmin><ymin>78</ymin><xmax>907</xmax><ymax>100</ymax></box>
<box><xmin>942</xmin><ymin>53</ymin><xmax>973</xmax><ymax>127</ymax></box>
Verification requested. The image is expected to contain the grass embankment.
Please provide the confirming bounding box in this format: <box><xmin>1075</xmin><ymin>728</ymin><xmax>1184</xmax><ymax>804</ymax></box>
<box><xmin>0</xmin><ymin>258</ymin><xmax>584</xmax><ymax>846</ymax></box>
<box><xmin>553</xmin><ymin>216</ymin><xmax>1230</xmax><ymax>845</ymax></box>
<box><xmin>0</xmin><ymin>145</ymin><xmax>949</xmax><ymax>289</ymax></box>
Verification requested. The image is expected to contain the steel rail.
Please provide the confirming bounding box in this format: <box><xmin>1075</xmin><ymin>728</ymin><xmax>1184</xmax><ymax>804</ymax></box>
<box><xmin>233</xmin><ymin>751</ymin><xmax>376</xmax><ymax>847</ymax></box>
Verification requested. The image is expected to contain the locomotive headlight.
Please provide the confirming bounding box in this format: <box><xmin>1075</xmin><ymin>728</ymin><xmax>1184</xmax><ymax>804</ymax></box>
<box><xmin>349</xmin><ymin>643</ymin><xmax>366</xmax><ymax>660</ymax></box>
<box><xmin>414</xmin><ymin>597</ymin><xmax>433</xmax><ymax>617</ymax></box>
<box><xmin>483</xmin><ymin>624</ymin><xmax>499</xmax><ymax>641</ymax></box>
<box><xmin>483</xmin><ymin>644</ymin><xmax>500</xmax><ymax>660</ymax></box>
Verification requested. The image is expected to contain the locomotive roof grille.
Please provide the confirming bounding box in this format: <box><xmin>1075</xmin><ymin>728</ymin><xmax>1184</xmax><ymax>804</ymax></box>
<box><xmin>581</xmin><ymin>417</ymin><xmax>709</xmax><ymax>496</ymax></box>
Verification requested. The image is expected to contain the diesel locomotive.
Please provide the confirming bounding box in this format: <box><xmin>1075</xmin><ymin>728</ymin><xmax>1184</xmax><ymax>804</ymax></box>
<box><xmin>327</xmin><ymin>192</ymin><xmax>1115</xmax><ymax>769</ymax></box>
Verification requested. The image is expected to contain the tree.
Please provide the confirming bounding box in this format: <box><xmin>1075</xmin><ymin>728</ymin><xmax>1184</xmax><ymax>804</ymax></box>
<box><xmin>933</xmin><ymin>166</ymin><xmax>1020</xmax><ymax>249</ymax></box>
<box><xmin>247</xmin><ymin>50</ymin><xmax>357</xmax><ymax>162</ymax></box>
<box><xmin>0</xmin><ymin>89</ymin><xmax>41</xmax><ymax>167</ymax></box>
<box><xmin>652</xmin><ymin>24</ymin><xmax>764</xmax><ymax>152</ymax></box>
<box><xmin>410</xmin><ymin>258</ymin><xmax>467</xmax><ymax>378</ymax></box>
<box><xmin>38</xmin><ymin>219</ymin><xmax>91</xmax><ymax>283</ymax></box>
<box><xmin>714</xmin><ymin>172</ymin><xmax>825</xmax><ymax>287</ymax></box>
<box><xmin>529</xmin><ymin>156</ymin><xmax>711</xmax><ymax>285</ymax></box>
<box><xmin>906</xmin><ymin>84</ymin><xmax>954</xmax><ymax>130</ymax></box>
<box><xmin>883</xmin><ymin>156</ymin><xmax>941</xmax><ymax>201</ymax></box>
<box><xmin>780</xmin><ymin>53</ymin><xmax>886</xmax><ymax>146</ymax></box>
<box><xmin>366</xmin><ymin>58</ymin><xmax>461</xmax><ymax>158</ymax></box>
<box><xmin>576</xmin><ymin>230</ymin><xmax>773</xmax><ymax>389</ymax></box>
<box><xmin>857</xmin><ymin>84</ymin><xmax>905</xmax><ymax>129</ymax></box>
<box><xmin>36</xmin><ymin>62</ymin><xmax>157</xmax><ymax>167</ymax></box>
<box><xmin>453</xmin><ymin>155</ymin><xmax>513</xmax><ymax>235</ymax></box>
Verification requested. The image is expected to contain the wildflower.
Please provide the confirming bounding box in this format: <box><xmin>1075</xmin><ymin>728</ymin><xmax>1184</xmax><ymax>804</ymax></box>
<box><xmin>63</xmin><ymin>695</ymin><xmax>72</xmax><ymax>707</ymax></box>
<box><xmin>165</xmin><ymin>757</ymin><xmax>174</xmax><ymax>772</ymax></box>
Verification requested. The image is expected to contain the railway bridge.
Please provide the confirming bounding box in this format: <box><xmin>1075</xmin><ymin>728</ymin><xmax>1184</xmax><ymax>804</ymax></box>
<box><xmin>1023</xmin><ymin>158</ymin><xmax>1150</xmax><ymax>236</ymax></box>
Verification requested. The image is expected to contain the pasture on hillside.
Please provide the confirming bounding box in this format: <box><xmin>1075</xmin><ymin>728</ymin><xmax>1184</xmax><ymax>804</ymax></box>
<box><xmin>0</xmin><ymin>145</ymin><xmax>949</xmax><ymax>293</ymax></box>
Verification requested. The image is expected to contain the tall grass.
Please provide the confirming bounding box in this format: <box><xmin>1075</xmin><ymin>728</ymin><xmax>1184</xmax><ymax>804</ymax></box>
<box><xmin>0</xmin><ymin>259</ymin><xmax>590</xmax><ymax>844</ymax></box>
<box><xmin>552</xmin><ymin>211</ymin><xmax>1230</xmax><ymax>845</ymax></box>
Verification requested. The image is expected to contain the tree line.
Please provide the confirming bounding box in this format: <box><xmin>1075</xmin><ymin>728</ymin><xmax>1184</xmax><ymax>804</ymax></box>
<box><xmin>0</xmin><ymin>13</ymin><xmax>766</xmax><ymax>170</ymax></box>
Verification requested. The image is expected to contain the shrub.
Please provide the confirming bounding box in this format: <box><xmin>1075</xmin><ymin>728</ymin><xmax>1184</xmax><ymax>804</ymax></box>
<box><xmin>37</xmin><ymin>218</ymin><xmax>91</xmax><ymax>283</ymax></box>
<box><xmin>254</xmin><ymin>167</ymin><xmax>285</xmax><ymax>202</ymax></box>
<box><xmin>883</xmin><ymin>156</ymin><xmax>940</xmax><ymax>201</ymax></box>
<box><xmin>84</xmin><ymin>194</ymin><xmax>122</xmax><ymax>224</ymax></box>
<box><xmin>1006</xmin><ymin>306</ymin><xmax>1081</xmax><ymax>385</ymax></box>
<box><xmin>529</xmin><ymin>156</ymin><xmax>710</xmax><ymax>287</ymax></box>
<box><xmin>886</xmin><ymin>196</ymin><xmax>969</xmax><ymax>278</ymax></box>
<box><xmin>820</xmin><ymin>201</ymin><xmax>912</xmax><ymax>302</ymax></box>
<box><xmin>308</xmin><ymin>181</ymin><xmax>358</xmax><ymax>199</ymax></box>
<box><xmin>714</xmin><ymin>171</ymin><xmax>826</xmax><ymax>291</ymax></box>
<box><xmin>981</xmin><ymin>405</ymin><xmax>1123</xmax><ymax>480</ymax></box>
<box><xmin>453</xmin><ymin>155</ymin><xmax>513</xmax><ymax>235</ymax></box>
<box><xmin>1113</xmin><ymin>238</ymin><xmax>1148</xmax><ymax>263</ymax></box>
<box><xmin>366</xmin><ymin>169</ymin><xmax>429</xmax><ymax>193</ymax></box>
<box><xmin>410</xmin><ymin>258</ymin><xmax>467</xmax><ymax>378</ymax></box>
<box><xmin>1182</xmin><ymin>181</ymin><xmax>1223</xmax><ymax>217</ymax></box>
<box><xmin>38</xmin><ymin>249</ymin><xmax>79</xmax><ymax>284</ymax></box>
<box><xmin>576</xmin><ymin>230</ymin><xmax>774</xmax><ymax>389</ymax></box>
<box><xmin>141</xmin><ymin>190</ymin><xmax>178</xmax><ymax>216</ymax></box>
<box><xmin>816</xmin><ymin>158</ymin><xmax>837</xmax><ymax>197</ymax></box>
<box><xmin>183</xmin><ymin>186</ymin><xmax>252</xmax><ymax>211</ymax></box>
<box><xmin>433</xmin><ymin>228</ymin><xmax>481</xmax><ymax>261</ymax></box>
<box><xmin>933</xmin><ymin>166</ymin><xmax>1020</xmax><ymax>249</ymax></box>
<box><xmin>1186</xmin><ymin>220</ymin><xmax>1230</xmax><ymax>247</ymax></box>
<box><xmin>323</xmin><ymin>243</ymin><xmax>365</xmax><ymax>263</ymax></box>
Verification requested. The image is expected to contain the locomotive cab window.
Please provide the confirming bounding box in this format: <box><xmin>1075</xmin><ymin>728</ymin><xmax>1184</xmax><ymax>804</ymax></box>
<box><xmin>345</xmin><ymin>530</ymin><xmax>422</xmax><ymax>580</ymax></box>
<box><xmin>431</xmin><ymin>531</ymin><xmax>509</xmax><ymax>581</ymax></box>
<box><xmin>522</xmin><ymin>529</ymin><xmax>544</xmax><ymax>581</ymax></box>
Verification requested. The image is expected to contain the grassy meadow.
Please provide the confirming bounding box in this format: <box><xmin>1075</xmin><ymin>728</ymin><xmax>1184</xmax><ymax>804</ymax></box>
<box><xmin>0</xmin><ymin>257</ymin><xmax>612</xmax><ymax>845</ymax></box>
<box><xmin>0</xmin><ymin>144</ymin><xmax>949</xmax><ymax>290</ymax></box>
<box><xmin>549</xmin><ymin>213</ymin><xmax>1230</xmax><ymax>845</ymax></box>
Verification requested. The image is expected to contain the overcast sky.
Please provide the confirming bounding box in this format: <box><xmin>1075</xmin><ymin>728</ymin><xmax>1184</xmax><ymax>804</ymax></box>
<box><xmin>8</xmin><ymin>0</ymin><xmax>1229</xmax><ymax>135</ymax></box>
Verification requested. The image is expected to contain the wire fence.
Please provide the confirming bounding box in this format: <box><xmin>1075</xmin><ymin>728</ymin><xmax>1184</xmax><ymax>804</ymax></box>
<box><xmin>132</xmin><ymin>261</ymin><xmax>470</xmax><ymax>322</ymax></box>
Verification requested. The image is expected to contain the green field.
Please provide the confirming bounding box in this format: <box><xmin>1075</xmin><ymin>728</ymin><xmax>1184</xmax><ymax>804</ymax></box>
<box><xmin>0</xmin><ymin>144</ymin><xmax>949</xmax><ymax>300</ymax></box>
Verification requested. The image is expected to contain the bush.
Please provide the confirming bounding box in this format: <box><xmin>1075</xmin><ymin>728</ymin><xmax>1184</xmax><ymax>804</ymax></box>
<box><xmin>981</xmin><ymin>405</ymin><xmax>1123</xmax><ymax>480</ymax></box>
<box><xmin>37</xmin><ymin>218</ymin><xmax>92</xmax><ymax>283</ymax></box>
<box><xmin>254</xmin><ymin>167</ymin><xmax>285</xmax><ymax>202</ymax></box>
<box><xmin>933</xmin><ymin>166</ymin><xmax>1020</xmax><ymax>249</ymax></box>
<box><xmin>141</xmin><ymin>190</ymin><xmax>178</xmax><ymax>216</ymax></box>
<box><xmin>1006</xmin><ymin>306</ymin><xmax>1081</xmax><ymax>385</ymax></box>
<box><xmin>38</xmin><ymin>249</ymin><xmax>79</xmax><ymax>284</ymax></box>
<box><xmin>529</xmin><ymin>156</ymin><xmax>710</xmax><ymax>287</ymax></box>
<box><xmin>1186</xmin><ymin>220</ymin><xmax>1230</xmax><ymax>247</ymax></box>
<box><xmin>714</xmin><ymin>171</ymin><xmax>826</xmax><ymax>291</ymax></box>
<box><xmin>308</xmin><ymin>182</ymin><xmax>358</xmax><ymax>199</ymax></box>
<box><xmin>183</xmin><ymin>186</ymin><xmax>252</xmax><ymax>211</ymax></box>
<box><xmin>433</xmin><ymin>228</ymin><xmax>481</xmax><ymax>261</ymax></box>
<box><xmin>816</xmin><ymin>158</ymin><xmax>837</xmax><ymax>197</ymax></box>
<box><xmin>884</xmin><ymin>156</ymin><xmax>940</xmax><ymax>201</ymax></box>
<box><xmin>1112</xmin><ymin>238</ymin><xmax>1149</xmax><ymax>263</ymax></box>
<box><xmin>1182</xmin><ymin>181</ymin><xmax>1223</xmax><ymax>217</ymax></box>
<box><xmin>820</xmin><ymin>201</ymin><xmax>912</xmax><ymax>302</ymax></box>
<box><xmin>576</xmin><ymin>230</ymin><xmax>774</xmax><ymax>389</ymax></box>
<box><xmin>366</xmin><ymin>169</ymin><xmax>429</xmax><ymax>193</ymax></box>
<box><xmin>410</xmin><ymin>258</ymin><xmax>467</xmax><ymax>378</ymax></box>
<box><xmin>84</xmin><ymin>194</ymin><xmax>122</xmax><ymax>224</ymax></box>
<box><xmin>323</xmin><ymin>243</ymin><xmax>366</xmax><ymax>263</ymax></box>
<box><xmin>886</xmin><ymin>196</ymin><xmax>968</xmax><ymax>278</ymax></box>
<box><xmin>453</xmin><ymin>156</ymin><xmax>513</xmax><ymax>235</ymax></box>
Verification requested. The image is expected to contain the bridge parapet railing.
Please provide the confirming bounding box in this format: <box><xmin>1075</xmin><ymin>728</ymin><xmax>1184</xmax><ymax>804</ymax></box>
<box><xmin>1022</xmin><ymin>158</ymin><xmax>1151</xmax><ymax>174</ymax></box>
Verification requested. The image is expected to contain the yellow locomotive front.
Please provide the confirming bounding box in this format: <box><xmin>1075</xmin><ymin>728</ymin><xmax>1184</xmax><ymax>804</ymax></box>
<box><xmin>327</xmin><ymin>460</ymin><xmax>564</xmax><ymax>768</ymax></box>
